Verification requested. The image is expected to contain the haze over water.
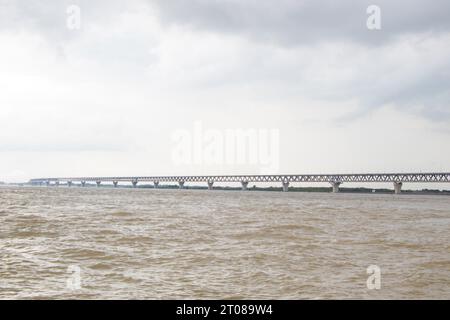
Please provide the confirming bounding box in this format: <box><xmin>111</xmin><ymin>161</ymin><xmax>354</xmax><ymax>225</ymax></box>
<box><xmin>1</xmin><ymin>186</ymin><xmax>449</xmax><ymax>299</ymax></box>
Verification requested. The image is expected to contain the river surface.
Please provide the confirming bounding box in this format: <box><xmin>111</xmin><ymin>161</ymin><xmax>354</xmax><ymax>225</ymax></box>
<box><xmin>0</xmin><ymin>186</ymin><xmax>449</xmax><ymax>299</ymax></box>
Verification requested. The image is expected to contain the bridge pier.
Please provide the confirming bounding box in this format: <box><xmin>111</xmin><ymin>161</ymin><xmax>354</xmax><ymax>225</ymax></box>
<box><xmin>46</xmin><ymin>181</ymin><xmax>51</xmax><ymax>187</ymax></box>
<box><xmin>178</xmin><ymin>181</ymin><xmax>185</xmax><ymax>189</ymax></box>
<box><xmin>241</xmin><ymin>181</ymin><xmax>249</xmax><ymax>191</ymax></box>
<box><xmin>282</xmin><ymin>181</ymin><xmax>289</xmax><ymax>192</ymax></box>
<box><xmin>96</xmin><ymin>181</ymin><xmax>101</xmax><ymax>187</ymax></box>
<box><xmin>55</xmin><ymin>181</ymin><xmax>60</xmax><ymax>187</ymax></box>
<box><xmin>113</xmin><ymin>181</ymin><xmax>118</xmax><ymax>188</ymax></box>
<box><xmin>67</xmin><ymin>181</ymin><xmax>72</xmax><ymax>187</ymax></box>
<box><xmin>330</xmin><ymin>181</ymin><xmax>341</xmax><ymax>193</ymax></box>
<box><xmin>393</xmin><ymin>182</ymin><xmax>403</xmax><ymax>194</ymax></box>
<box><xmin>207</xmin><ymin>181</ymin><xmax>214</xmax><ymax>190</ymax></box>
<box><xmin>132</xmin><ymin>180</ymin><xmax>138</xmax><ymax>188</ymax></box>
<box><xmin>154</xmin><ymin>181</ymin><xmax>159</xmax><ymax>188</ymax></box>
<box><xmin>81</xmin><ymin>181</ymin><xmax>86</xmax><ymax>187</ymax></box>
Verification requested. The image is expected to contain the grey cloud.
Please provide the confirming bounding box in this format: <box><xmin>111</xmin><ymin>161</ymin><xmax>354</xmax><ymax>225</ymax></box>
<box><xmin>5</xmin><ymin>0</ymin><xmax>450</xmax><ymax>47</ymax></box>
<box><xmin>1</xmin><ymin>0</ymin><xmax>449</xmax><ymax>122</ymax></box>
<box><xmin>155</xmin><ymin>0</ymin><xmax>450</xmax><ymax>46</ymax></box>
<box><xmin>153</xmin><ymin>0</ymin><xmax>450</xmax><ymax>120</ymax></box>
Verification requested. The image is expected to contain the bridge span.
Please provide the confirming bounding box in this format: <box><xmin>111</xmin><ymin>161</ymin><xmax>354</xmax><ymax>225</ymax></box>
<box><xmin>29</xmin><ymin>173</ymin><xmax>450</xmax><ymax>194</ymax></box>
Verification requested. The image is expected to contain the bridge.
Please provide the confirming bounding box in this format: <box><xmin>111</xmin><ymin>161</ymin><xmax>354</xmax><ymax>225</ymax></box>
<box><xmin>29</xmin><ymin>173</ymin><xmax>450</xmax><ymax>194</ymax></box>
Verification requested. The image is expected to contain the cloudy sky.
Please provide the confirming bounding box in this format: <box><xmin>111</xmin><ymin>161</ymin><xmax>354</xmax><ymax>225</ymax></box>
<box><xmin>1</xmin><ymin>0</ymin><xmax>449</xmax><ymax>185</ymax></box>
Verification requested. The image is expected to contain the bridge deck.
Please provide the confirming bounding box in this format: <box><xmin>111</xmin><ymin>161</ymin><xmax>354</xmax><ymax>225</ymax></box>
<box><xmin>30</xmin><ymin>173</ymin><xmax>450</xmax><ymax>184</ymax></box>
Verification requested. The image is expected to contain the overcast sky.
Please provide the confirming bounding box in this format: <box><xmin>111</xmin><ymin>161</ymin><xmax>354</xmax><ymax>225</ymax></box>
<box><xmin>1</xmin><ymin>0</ymin><xmax>449</xmax><ymax>185</ymax></box>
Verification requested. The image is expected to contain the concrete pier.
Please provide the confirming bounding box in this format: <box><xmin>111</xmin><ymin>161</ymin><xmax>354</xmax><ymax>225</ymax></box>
<box><xmin>132</xmin><ymin>180</ymin><xmax>138</xmax><ymax>188</ymax></box>
<box><xmin>113</xmin><ymin>181</ymin><xmax>118</xmax><ymax>188</ymax></box>
<box><xmin>393</xmin><ymin>181</ymin><xmax>403</xmax><ymax>194</ymax></box>
<box><xmin>81</xmin><ymin>181</ymin><xmax>86</xmax><ymax>187</ymax></box>
<box><xmin>55</xmin><ymin>181</ymin><xmax>60</xmax><ymax>187</ymax></box>
<box><xmin>96</xmin><ymin>181</ymin><xmax>101</xmax><ymax>187</ymax></box>
<box><xmin>207</xmin><ymin>181</ymin><xmax>214</xmax><ymax>190</ymax></box>
<box><xmin>67</xmin><ymin>181</ymin><xmax>72</xmax><ymax>187</ymax></box>
<box><xmin>330</xmin><ymin>181</ymin><xmax>341</xmax><ymax>193</ymax></box>
<box><xmin>241</xmin><ymin>181</ymin><xmax>249</xmax><ymax>191</ymax></box>
<box><xmin>154</xmin><ymin>181</ymin><xmax>159</xmax><ymax>188</ymax></box>
<box><xmin>178</xmin><ymin>181</ymin><xmax>185</xmax><ymax>189</ymax></box>
<box><xmin>282</xmin><ymin>181</ymin><xmax>289</xmax><ymax>192</ymax></box>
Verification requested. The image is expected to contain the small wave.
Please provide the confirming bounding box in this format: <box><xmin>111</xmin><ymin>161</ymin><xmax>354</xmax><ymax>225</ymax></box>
<box><xmin>111</xmin><ymin>211</ymin><xmax>133</xmax><ymax>217</ymax></box>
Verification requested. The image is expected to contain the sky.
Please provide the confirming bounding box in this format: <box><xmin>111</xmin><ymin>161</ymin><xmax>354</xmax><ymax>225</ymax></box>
<box><xmin>0</xmin><ymin>0</ymin><xmax>449</xmax><ymax>187</ymax></box>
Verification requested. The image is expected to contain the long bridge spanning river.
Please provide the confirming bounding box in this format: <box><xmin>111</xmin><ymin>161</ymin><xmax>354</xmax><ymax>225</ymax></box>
<box><xmin>29</xmin><ymin>173</ymin><xmax>450</xmax><ymax>194</ymax></box>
